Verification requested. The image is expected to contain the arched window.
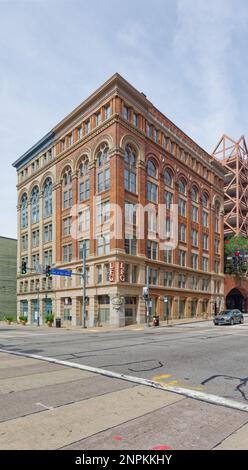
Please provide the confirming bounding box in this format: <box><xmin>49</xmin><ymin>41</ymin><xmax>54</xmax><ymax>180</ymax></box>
<box><xmin>147</xmin><ymin>159</ymin><xmax>157</xmax><ymax>178</ymax></box>
<box><xmin>164</xmin><ymin>169</ymin><xmax>173</xmax><ymax>188</ymax></box>
<box><xmin>96</xmin><ymin>142</ymin><xmax>110</xmax><ymax>193</ymax></box>
<box><xmin>31</xmin><ymin>186</ymin><xmax>39</xmax><ymax>224</ymax></box>
<box><xmin>191</xmin><ymin>185</ymin><xmax>199</xmax><ymax>223</ymax></box>
<box><xmin>178</xmin><ymin>179</ymin><xmax>186</xmax><ymax>195</ymax></box>
<box><xmin>43</xmin><ymin>178</ymin><xmax>53</xmax><ymax>218</ymax></box>
<box><xmin>21</xmin><ymin>193</ymin><xmax>28</xmax><ymax>229</ymax></box>
<box><xmin>124</xmin><ymin>143</ymin><xmax>137</xmax><ymax>193</ymax></box>
<box><xmin>79</xmin><ymin>157</ymin><xmax>90</xmax><ymax>201</ymax></box>
<box><xmin>202</xmin><ymin>193</ymin><xmax>209</xmax><ymax>208</ymax></box>
<box><xmin>62</xmin><ymin>167</ymin><xmax>72</xmax><ymax>209</ymax></box>
<box><xmin>191</xmin><ymin>185</ymin><xmax>198</xmax><ymax>203</ymax></box>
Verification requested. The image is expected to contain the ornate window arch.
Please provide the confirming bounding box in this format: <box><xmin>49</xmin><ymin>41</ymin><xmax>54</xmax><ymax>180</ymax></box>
<box><xmin>31</xmin><ymin>186</ymin><xmax>39</xmax><ymax>224</ymax></box>
<box><xmin>178</xmin><ymin>178</ymin><xmax>186</xmax><ymax>195</ymax></box>
<box><xmin>191</xmin><ymin>185</ymin><xmax>199</xmax><ymax>203</ymax></box>
<box><xmin>43</xmin><ymin>178</ymin><xmax>53</xmax><ymax>218</ymax></box>
<box><xmin>96</xmin><ymin>142</ymin><xmax>110</xmax><ymax>193</ymax></box>
<box><xmin>78</xmin><ymin>156</ymin><xmax>90</xmax><ymax>202</ymax></box>
<box><xmin>147</xmin><ymin>158</ymin><xmax>158</xmax><ymax>179</ymax></box>
<box><xmin>62</xmin><ymin>166</ymin><xmax>72</xmax><ymax>209</ymax></box>
<box><xmin>21</xmin><ymin>193</ymin><xmax>28</xmax><ymax>229</ymax></box>
<box><xmin>124</xmin><ymin>143</ymin><xmax>137</xmax><ymax>193</ymax></box>
<box><xmin>202</xmin><ymin>192</ymin><xmax>209</xmax><ymax>208</ymax></box>
<box><xmin>191</xmin><ymin>185</ymin><xmax>199</xmax><ymax>223</ymax></box>
<box><xmin>164</xmin><ymin>169</ymin><xmax>173</xmax><ymax>188</ymax></box>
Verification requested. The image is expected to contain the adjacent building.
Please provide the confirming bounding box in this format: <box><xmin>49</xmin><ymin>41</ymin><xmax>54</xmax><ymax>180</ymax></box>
<box><xmin>0</xmin><ymin>236</ymin><xmax>17</xmax><ymax>320</ymax></box>
<box><xmin>13</xmin><ymin>73</ymin><xmax>225</xmax><ymax>327</ymax></box>
<box><xmin>213</xmin><ymin>134</ymin><xmax>248</xmax><ymax>311</ymax></box>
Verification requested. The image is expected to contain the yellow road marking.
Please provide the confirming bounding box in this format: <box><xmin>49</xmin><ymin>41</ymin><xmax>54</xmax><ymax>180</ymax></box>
<box><xmin>152</xmin><ymin>373</ymin><xmax>205</xmax><ymax>391</ymax></box>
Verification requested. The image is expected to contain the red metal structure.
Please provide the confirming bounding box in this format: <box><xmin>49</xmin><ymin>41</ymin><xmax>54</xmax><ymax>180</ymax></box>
<box><xmin>212</xmin><ymin>135</ymin><xmax>248</xmax><ymax>237</ymax></box>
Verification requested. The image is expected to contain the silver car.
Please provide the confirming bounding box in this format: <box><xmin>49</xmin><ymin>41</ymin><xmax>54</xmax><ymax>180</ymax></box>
<box><xmin>213</xmin><ymin>309</ymin><xmax>244</xmax><ymax>325</ymax></box>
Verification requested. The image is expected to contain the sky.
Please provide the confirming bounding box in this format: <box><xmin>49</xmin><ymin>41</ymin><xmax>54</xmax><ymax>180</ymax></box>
<box><xmin>1</xmin><ymin>0</ymin><xmax>248</xmax><ymax>238</ymax></box>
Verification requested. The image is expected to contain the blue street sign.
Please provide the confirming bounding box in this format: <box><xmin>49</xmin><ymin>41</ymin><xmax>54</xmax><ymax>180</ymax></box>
<box><xmin>50</xmin><ymin>268</ymin><xmax>72</xmax><ymax>277</ymax></box>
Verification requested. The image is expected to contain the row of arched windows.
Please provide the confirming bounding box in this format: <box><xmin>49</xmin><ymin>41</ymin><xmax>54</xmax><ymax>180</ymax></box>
<box><xmin>20</xmin><ymin>142</ymin><xmax>221</xmax><ymax>229</ymax></box>
<box><xmin>21</xmin><ymin>178</ymin><xmax>52</xmax><ymax>229</ymax></box>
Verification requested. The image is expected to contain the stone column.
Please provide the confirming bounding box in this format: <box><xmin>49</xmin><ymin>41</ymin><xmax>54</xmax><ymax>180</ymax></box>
<box><xmin>88</xmin><ymin>295</ymin><xmax>98</xmax><ymax>328</ymax></box>
<box><xmin>137</xmin><ymin>296</ymin><xmax>146</xmax><ymax>324</ymax></box>
<box><xmin>109</xmin><ymin>294</ymin><xmax>125</xmax><ymax>327</ymax></box>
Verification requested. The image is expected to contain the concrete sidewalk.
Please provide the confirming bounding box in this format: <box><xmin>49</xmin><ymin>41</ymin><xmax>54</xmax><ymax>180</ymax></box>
<box><xmin>0</xmin><ymin>316</ymin><xmax>214</xmax><ymax>333</ymax></box>
<box><xmin>0</xmin><ymin>351</ymin><xmax>248</xmax><ymax>450</ymax></box>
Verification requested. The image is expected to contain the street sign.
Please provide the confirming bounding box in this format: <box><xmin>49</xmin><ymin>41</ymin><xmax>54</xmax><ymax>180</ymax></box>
<box><xmin>50</xmin><ymin>268</ymin><xmax>72</xmax><ymax>277</ymax></box>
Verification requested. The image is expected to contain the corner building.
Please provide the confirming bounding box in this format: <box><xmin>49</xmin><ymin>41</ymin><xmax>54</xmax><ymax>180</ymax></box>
<box><xmin>13</xmin><ymin>74</ymin><xmax>225</xmax><ymax>327</ymax></box>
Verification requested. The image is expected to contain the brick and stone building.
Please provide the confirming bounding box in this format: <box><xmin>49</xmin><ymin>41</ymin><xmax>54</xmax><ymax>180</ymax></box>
<box><xmin>13</xmin><ymin>74</ymin><xmax>225</xmax><ymax>327</ymax></box>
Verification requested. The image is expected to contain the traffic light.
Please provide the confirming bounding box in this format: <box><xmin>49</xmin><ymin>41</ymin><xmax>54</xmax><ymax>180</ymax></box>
<box><xmin>45</xmin><ymin>265</ymin><xmax>51</xmax><ymax>277</ymax></box>
<box><xmin>142</xmin><ymin>286</ymin><xmax>149</xmax><ymax>300</ymax></box>
<box><xmin>232</xmin><ymin>251</ymin><xmax>240</xmax><ymax>268</ymax></box>
<box><xmin>21</xmin><ymin>261</ymin><xmax>27</xmax><ymax>274</ymax></box>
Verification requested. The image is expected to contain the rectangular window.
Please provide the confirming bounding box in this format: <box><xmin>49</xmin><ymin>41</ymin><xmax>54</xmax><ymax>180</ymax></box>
<box><xmin>202</xmin><ymin>257</ymin><xmax>209</xmax><ymax>272</ymax></box>
<box><xmin>77</xmin><ymin>126</ymin><xmax>82</xmax><ymax>139</ymax></box>
<box><xmin>164</xmin><ymin>271</ymin><xmax>172</xmax><ymax>287</ymax></box>
<box><xmin>97</xmin><ymin>233</ymin><xmax>110</xmax><ymax>255</ymax></box>
<box><xmin>32</xmin><ymin>230</ymin><xmax>39</xmax><ymax>248</ymax></box>
<box><xmin>191</xmin><ymin>253</ymin><xmax>198</xmax><ymax>270</ymax></box>
<box><xmin>178</xmin><ymin>274</ymin><xmax>186</xmax><ymax>289</ymax></box>
<box><xmin>164</xmin><ymin>191</ymin><xmax>173</xmax><ymax>209</ymax></box>
<box><xmin>203</xmin><ymin>233</ymin><xmax>209</xmax><ymax>250</ymax></box>
<box><xmin>164</xmin><ymin>248</ymin><xmax>172</xmax><ymax>264</ymax></box>
<box><xmin>124</xmin><ymin>236</ymin><xmax>137</xmax><ymax>255</ymax></box>
<box><xmin>179</xmin><ymin>224</ymin><xmax>186</xmax><ymax>242</ymax></box>
<box><xmin>202</xmin><ymin>278</ymin><xmax>209</xmax><ymax>292</ymax></box>
<box><xmin>85</xmin><ymin>120</ymin><xmax>91</xmax><ymax>134</ymax></box>
<box><xmin>44</xmin><ymin>249</ymin><xmax>52</xmax><ymax>266</ymax></box>
<box><xmin>123</xmin><ymin>106</ymin><xmax>129</xmax><ymax>120</ymax></box>
<box><xmin>96</xmin><ymin>200</ymin><xmax>110</xmax><ymax>226</ymax></box>
<box><xmin>179</xmin><ymin>250</ymin><xmax>186</xmax><ymax>267</ymax></box>
<box><xmin>78</xmin><ymin>209</ymin><xmax>90</xmax><ymax>233</ymax></box>
<box><xmin>105</xmin><ymin>105</ymin><xmax>111</xmax><ymax>120</ymax></box>
<box><xmin>44</xmin><ymin>224</ymin><xmax>52</xmax><ymax>243</ymax></box>
<box><xmin>191</xmin><ymin>229</ymin><xmax>198</xmax><ymax>247</ymax></box>
<box><xmin>178</xmin><ymin>198</ymin><xmax>186</xmax><ymax>217</ymax></box>
<box><xmin>79</xmin><ymin>178</ymin><xmax>90</xmax><ymax>201</ymax></box>
<box><xmin>147</xmin><ymin>240</ymin><xmax>158</xmax><ymax>260</ymax></box>
<box><xmin>63</xmin><ymin>217</ymin><xmax>72</xmax><ymax>236</ymax></box>
<box><xmin>63</xmin><ymin>244</ymin><xmax>72</xmax><ymax>263</ymax></box>
<box><xmin>214</xmin><ymin>239</ymin><xmax>220</xmax><ymax>254</ymax></box>
<box><xmin>97</xmin><ymin>168</ymin><xmax>110</xmax><ymax>193</ymax></box>
<box><xmin>96</xmin><ymin>265</ymin><xmax>103</xmax><ymax>284</ymax></box>
<box><xmin>133</xmin><ymin>113</ymin><xmax>138</xmax><ymax>127</ymax></box>
<box><xmin>147</xmin><ymin>181</ymin><xmax>158</xmax><ymax>203</ymax></box>
<box><xmin>214</xmin><ymin>260</ymin><xmax>220</xmax><ymax>273</ymax></box>
<box><xmin>191</xmin><ymin>205</ymin><xmax>198</xmax><ymax>222</ymax></box>
<box><xmin>96</xmin><ymin>112</ymin><xmax>102</xmax><ymax>126</ymax></box>
<box><xmin>63</xmin><ymin>190</ymin><xmax>72</xmax><ymax>209</ymax></box>
<box><xmin>148</xmin><ymin>268</ymin><xmax>158</xmax><ymax>285</ymax></box>
<box><xmin>202</xmin><ymin>211</ymin><xmax>208</xmax><ymax>227</ymax></box>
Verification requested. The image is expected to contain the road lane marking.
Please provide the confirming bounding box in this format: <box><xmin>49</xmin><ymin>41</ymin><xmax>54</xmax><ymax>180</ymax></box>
<box><xmin>36</xmin><ymin>402</ymin><xmax>54</xmax><ymax>411</ymax></box>
<box><xmin>1</xmin><ymin>348</ymin><xmax>248</xmax><ymax>413</ymax></box>
<box><xmin>153</xmin><ymin>374</ymin><xmax>205</xmax><ymax>391</ymax></box>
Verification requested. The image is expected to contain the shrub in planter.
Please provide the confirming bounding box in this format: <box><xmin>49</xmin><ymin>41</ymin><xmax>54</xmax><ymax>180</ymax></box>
<box><xmin>19</xmin><ymin>315</ymin><xmax>28</xmax><ymax>325</ymax></box>
<box><xmin>5</xmin><ymin>316</ymin><xmax>14</xmax><ymax>325</ymax></box>
<box><xmin>45</xmin><ymin>313</ymin><xmax>54</xmax><ymax>327</ymax></box>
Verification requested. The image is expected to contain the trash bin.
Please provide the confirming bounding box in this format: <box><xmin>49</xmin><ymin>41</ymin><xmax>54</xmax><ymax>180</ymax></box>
<box><xmin>56</xmin><ymin>318</ymin><xmax>61</xmax><ymax>328</ymax></box>
<box><xmin>153</xmin><ymin>316</ymin><xmax>159</xmax><ymax>327</ymax></box>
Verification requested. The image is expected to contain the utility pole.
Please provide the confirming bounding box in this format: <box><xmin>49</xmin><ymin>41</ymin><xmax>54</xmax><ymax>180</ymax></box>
<box><xmin>82</xmin><ymin>241</ymin><xmax>87</xmax><ymax>328</ymax></box>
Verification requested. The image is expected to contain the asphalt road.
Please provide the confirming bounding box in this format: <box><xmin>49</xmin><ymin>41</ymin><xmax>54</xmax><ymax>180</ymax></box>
<box><xmin>1</xmin><ymin>319</ymin><xmax>248</xmax><ymax>404</ymax></box>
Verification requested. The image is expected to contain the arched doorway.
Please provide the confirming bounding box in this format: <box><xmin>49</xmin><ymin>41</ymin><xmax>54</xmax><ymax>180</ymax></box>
<box><xmin>226</xmin><ymin>288</ymin><xmax>245</xmax><ymax>311</ymax></box>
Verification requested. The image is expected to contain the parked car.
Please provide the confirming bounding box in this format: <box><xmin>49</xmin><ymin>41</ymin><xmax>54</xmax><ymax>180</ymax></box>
<box><xmin>213</xmin><ymin>309</ymin><xmax>244</xmax><ymax>325</ymax></box>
